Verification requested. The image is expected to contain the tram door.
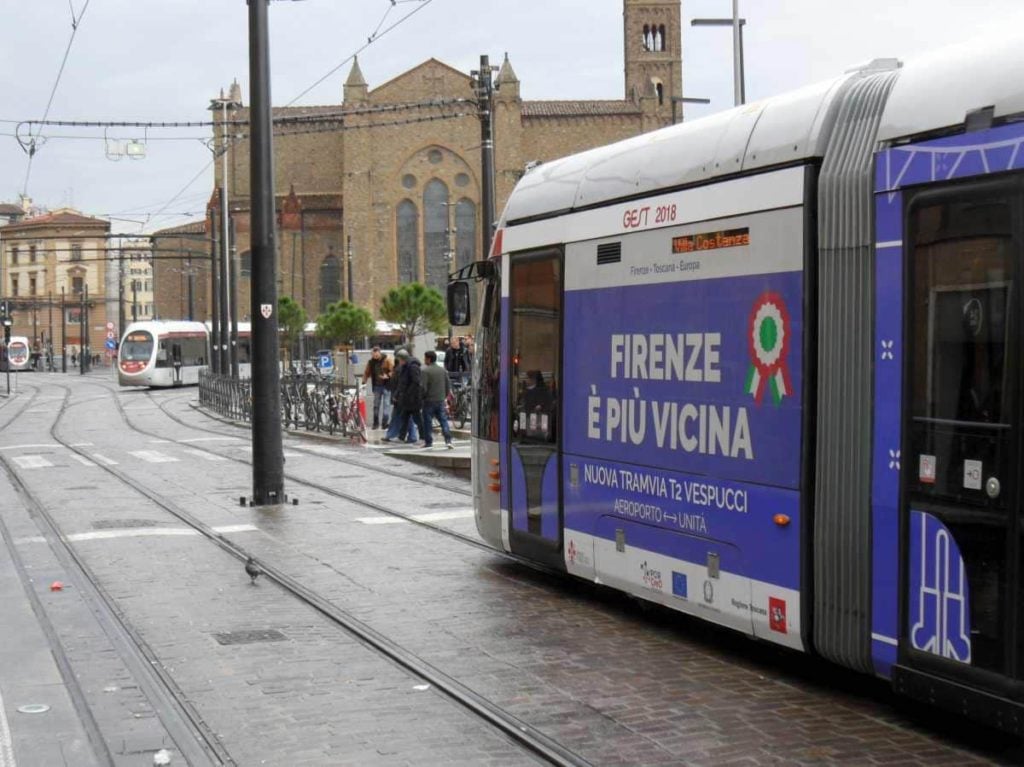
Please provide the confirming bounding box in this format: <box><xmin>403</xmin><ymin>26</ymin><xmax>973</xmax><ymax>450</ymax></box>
<box><xmin>902</xmin><ymin>179</ymin><xmax>1022</xmax><ymax>693</ymax></box>
<box><xmin>507</xmin><ymin>250</ymin><xmax>563</xmax><ymax>568</ymax></box>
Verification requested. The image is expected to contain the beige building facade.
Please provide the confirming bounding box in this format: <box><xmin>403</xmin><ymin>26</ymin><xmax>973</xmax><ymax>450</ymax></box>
<box><xmin>155</xmin><ymin>0</ymin><xmax>683</xmax><ymax>323</ymax></box>
<box><xmin>0</xmin><ymin>209</ymin><xmax>112</xmax><ymax>358</ymax></box>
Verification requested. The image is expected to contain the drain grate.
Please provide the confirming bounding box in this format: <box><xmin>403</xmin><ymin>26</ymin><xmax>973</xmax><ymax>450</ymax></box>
<box><xmin>213</xmin><ymin>629</ymin><xmax>288</xmax><ymax>646</ymax></box>
<box><xmin>92</xmin><ymin>519</ymin><xmax>162</xmax><ymax>530</ymax></box>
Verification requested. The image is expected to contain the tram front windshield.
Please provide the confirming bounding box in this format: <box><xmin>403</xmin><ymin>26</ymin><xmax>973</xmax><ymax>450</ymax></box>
<box><xmin>121</xmin><ymin>331</ymin><xmax>154</xmax><ymax>362</ymax></box>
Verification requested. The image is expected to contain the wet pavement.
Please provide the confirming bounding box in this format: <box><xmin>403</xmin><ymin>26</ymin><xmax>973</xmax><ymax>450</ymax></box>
<box><xmin>0</xmin><ymin>372</ymin><xmax>1020</xmax><ymax>765</ymax></box>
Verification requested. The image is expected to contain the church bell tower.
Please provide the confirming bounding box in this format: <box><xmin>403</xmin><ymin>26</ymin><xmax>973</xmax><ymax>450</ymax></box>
<box><xmin>624</xmin><ymin>0</ymin><xmax>682</xmax><ymax>122</ymax></box>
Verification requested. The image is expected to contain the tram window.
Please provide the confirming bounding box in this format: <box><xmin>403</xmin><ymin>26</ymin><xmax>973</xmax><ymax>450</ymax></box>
<box><xmin>120</xmin><ymin>331</ymin><xmax>154</xmax><ymax>362</ymax></box>
<box><xmin>908</xmin><ymin>193</ymin><xmax>1014</xmax><ymax>506</ymax></box>
<box><xmin>475</xmin><ymin>277</ymin><xmax>501</xmax><ymax>441</ymax></box>
<box><xmin>510</xmin><ymin>256</ymin><xmax>560</xmax><ymax>445</ymax></box>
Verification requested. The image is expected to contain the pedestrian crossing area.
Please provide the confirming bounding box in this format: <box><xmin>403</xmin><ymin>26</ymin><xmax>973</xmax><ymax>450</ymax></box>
<box><xmin>5</xmin><ymin>443</ymin><xmax>249</xmax><ymax>470</ymax></box>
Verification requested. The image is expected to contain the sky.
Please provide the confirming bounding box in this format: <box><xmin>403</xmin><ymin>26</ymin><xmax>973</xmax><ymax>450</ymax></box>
<box><xmin>1</xmin><ymin>0</ymin><xmax>1022</xmax><ymax>235</ymax></box>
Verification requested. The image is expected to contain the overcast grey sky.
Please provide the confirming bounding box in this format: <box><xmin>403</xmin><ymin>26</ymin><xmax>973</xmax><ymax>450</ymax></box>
<box><xmin>2</xmin><ymin>0</ymin><xmax>1022</xmax><ymax>234</ymax></box>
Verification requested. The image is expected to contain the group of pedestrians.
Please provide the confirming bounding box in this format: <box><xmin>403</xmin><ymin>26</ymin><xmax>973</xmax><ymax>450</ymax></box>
<box><xmin>363</xmin><ymin>345</ymin><xmax>454</xmax><ymax>449</ymax></box>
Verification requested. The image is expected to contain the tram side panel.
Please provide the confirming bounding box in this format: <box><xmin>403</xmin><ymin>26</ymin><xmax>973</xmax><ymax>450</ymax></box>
<box><xmin>560</xmin><ymin>169</ymin><xmax>808</xmax><ymax>649</ymax></box>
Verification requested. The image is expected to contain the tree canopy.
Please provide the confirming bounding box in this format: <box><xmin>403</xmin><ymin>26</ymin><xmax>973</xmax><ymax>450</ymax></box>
<box><xmin>378</xmin><ymin>283</ymin><xmax>447</xmax><ymax>349</ymax></box>
<box><xmin>315</xmin><ymin>300</ymin><xmax>375</xmax><ymax>347</ymax></box>
<box><xmin>277</xmin><ymin>296</ymin><xmax>307</xmax><ymax>354</ymax></box>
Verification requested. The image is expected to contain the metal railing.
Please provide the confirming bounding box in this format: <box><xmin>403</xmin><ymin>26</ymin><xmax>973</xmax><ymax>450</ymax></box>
<box><xmin>199</xmin><ymin>370</ymin><xmax>365</xmax><ymax>440</ymax></box>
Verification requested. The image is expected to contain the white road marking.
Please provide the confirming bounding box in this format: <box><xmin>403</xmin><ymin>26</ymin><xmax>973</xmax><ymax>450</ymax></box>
<box><xmin>180</xmin><ymin>437</ymin><xmax>243</xmax><ymax>443</ymax></box>
<box><xmin>183</xmin><ymin>449</ymin><xmax>225</xmax><ymax>461</ymax></box>
<box><xmin>148</xmin><ymin>439</ymin><xmax>172</xmax><ymax>444</ymax></box>
<box><xmin>356</xmin><ymin>509</ymin><xmax>474</xmax><ymax>525</ymax></box>
<box><xmin>68</xmin><ymin>443</ymin><xmax>94</xmax><ymax>447</ymax></box>
<box><xmin>92</xmin><ymin>454</ymin><xmax>118</xmax><ymax>466</ymax></box>
<box><xmin>12</xmin><ymin>455</ymin><xmax>53</xmax><ymax>470</ymax></box>
<box><xmin>0</xmin><ymin>687</ymin><xmax>15</xmax><ymax>767</ymax></box>
<box><xmin>15</xmin><ymin>523</ymin><xmax>259</xmax><ymax>545</ymax></box>
<box><xmin>0</xmin><ymin>444</ymin><xmax>60</xmax><ymax>451</ymax></box>
<box><xmin>70</xmin><ymin>454</ymin><xmax>96</xmax><ymax>467</ymax></box>
<box><xmin>130</xmin><ymin>450</ymin><xmax>180</xmax><ymax>464</ymax></box>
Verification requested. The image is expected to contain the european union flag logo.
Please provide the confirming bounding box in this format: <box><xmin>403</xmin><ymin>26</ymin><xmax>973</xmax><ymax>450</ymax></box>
<box><xmin>672</xmin><ymin>571</ymin><xmax>688</xmax><ymax>599</ymax></box>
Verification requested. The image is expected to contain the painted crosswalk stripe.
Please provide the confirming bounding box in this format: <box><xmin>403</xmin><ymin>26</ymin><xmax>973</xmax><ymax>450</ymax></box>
<box><xmin>180</xmin><ymin>437</ymin><xmax>242</xmax><ymax>443</ymax></box>
<box><xmin>12</xmin><ymin>455</ymin><xmax>53</xmax><ymax>470</ymax></box>
<box><xmin>16</xmin><ymin>523</ymin><xmax>260</xmax><ymax>545</ymax></box>
<box><xmin>71</xmin><ymin>454</ymin><xmax>96</xmax><ymax>467</ymax></box>
<box><xmin>92</xmin><ymin>454</ymin><xmax>118</xmax><ymax>466</ymax></box>
<box><xmin>130</xmin><ymin>450</ymin><xmax>180</xmax><ymax>463</ymax></box>
<box><xmin>183</xmin><ymin>448</ymin><xmax>225</xmax><ymax>461</ymax></box>
<box><xmin>356</xmin><ymin>509</ymin><xmax>474</xmax><ymax>525</ymax></box>
<box><xmin>0</xmin><ymin>688</ymin><xmax>15</xmax><ymax>767</ymax></box>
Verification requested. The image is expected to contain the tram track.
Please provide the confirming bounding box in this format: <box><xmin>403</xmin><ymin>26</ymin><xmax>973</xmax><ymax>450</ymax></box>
<box><xmin>4</xmin><ymin>377</ymin><xmax>593</xmax><ymax>767</ymax></box>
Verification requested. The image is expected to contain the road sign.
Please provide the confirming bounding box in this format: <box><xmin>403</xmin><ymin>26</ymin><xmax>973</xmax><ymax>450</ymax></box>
<box><xmin>106</xmin><ymin>330</ymin><xmax>116</xmax><ymax>340</ymax></box>
<box><xmin>105</xmin><ymin>321</ymin><xmax>115</xmax><ymax>331</ymax></box>
<box><xmin>105</xmin><ymin>339</ymin><xmax>117</xmax><ymax>350</ymax></box>
<box><xmin>318</xmin><ymin>352</ymin><xmax>333</xmax><ymax>370</ymax></box>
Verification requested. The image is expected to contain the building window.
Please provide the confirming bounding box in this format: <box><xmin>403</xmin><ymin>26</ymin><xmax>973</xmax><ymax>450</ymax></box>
<box><xmin>30</xmin><ymin>275</ymin><xmax>37</xmax><ymax>296</ymax></box>
<box><xmin>655</xmin><ymin>81</ymin><xmax>664</xmax><ymax>105</ymax></box>
<box><xmin>319</xmin><ymin>255</ymin><xmax>341</xmax><ymax>311</ymax></box>
<box><xmin>402</xmin><ymin>174</ymin><xmax>417</xmax><ymax>190</ymax></box>
<box><xmin>29</xmin><ymin>244</ymin><xmax>37</xmax><ymax>263</ymax></box>
<box><xmin>455</xmin><ymin>198</ymin><xmax>477</xmax><ymax>270</ymax></box>
<box><xmin>71</xmin><ymin>244</ymin><xmax>82</xmax><ymax>261</ymax></box>
<box><xmin>240</xmin><ymin>250</ymin><xmax>251</xmax><ymax>278</ymax></box>
<box><xmin>11</xmin><ymin>277</ymin><xmax>18</xmax><ymax>296</ymax></box>
<box><xmin>423</xmin><ymin>179</ymin><xmax>449</xmax><ymax>291</ymax></box>
<box><xmin>428</xmin><ymin>148</ymin><xmax>443</xmax><ymax>165</ymax></box>
<box><xmin>643</xmin><ymin>23</ymin><xmax>666</xmax><ymax>52</ymax></box>
<box><xmin>10</xmin><ymin>246</ymin><xmax>18</xmax><ymax>265</ymax></box>
<box><xmin>396</xmin><ymin>199</ymin><xmax>419</xmax><ymax>284</ymax></box>
<box><xmin>72</xmin><ymin>277</ymin><xmax>83</xmax><ymax>295</ymax></box>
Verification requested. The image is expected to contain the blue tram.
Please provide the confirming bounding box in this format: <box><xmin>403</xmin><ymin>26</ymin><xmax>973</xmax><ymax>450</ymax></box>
<box><xmin>449</xmin><ymin>37</ymin><xmax>1024</xmax><ymax>731</ymax></box>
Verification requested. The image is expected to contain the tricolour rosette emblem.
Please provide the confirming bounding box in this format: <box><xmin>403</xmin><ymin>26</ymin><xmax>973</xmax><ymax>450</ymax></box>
<box><xmin>745</xmin><ymin>292</ymin><xmax>792</xmax><ymax>406</ymax></box>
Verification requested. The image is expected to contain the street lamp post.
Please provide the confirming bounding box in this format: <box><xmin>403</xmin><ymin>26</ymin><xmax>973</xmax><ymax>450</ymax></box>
<box><xmin>345</xmin><ymin>235</ymin><xmax>353</xmax><ymax>303</ymax></box>
<box><xmin>671</xmin><ymin>96</ymin><xmax>712</xmax><ymax>124</ymax></box>
<box><xmin>691</xmin><ymin>14</ymin><xmax>747</xmax><ymax>106</ymax></box>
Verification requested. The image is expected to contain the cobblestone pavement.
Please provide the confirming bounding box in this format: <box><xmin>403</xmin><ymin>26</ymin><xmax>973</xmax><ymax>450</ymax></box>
<box><xmin>1</xmin><ymin>374</ymin><xmax>1021</xmax><ymax>766</ymax></box>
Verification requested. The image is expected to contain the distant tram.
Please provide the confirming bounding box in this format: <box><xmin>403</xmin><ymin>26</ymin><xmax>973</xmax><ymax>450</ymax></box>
<box><xmin>118</xmin><ymin>321</ymin><xmax>209</xmax><ymax>387</ymax></box>
<box><xmin>449</xmin><ymin>37</ymin><xmax>1024</xmax><ymax>732</ymax></box>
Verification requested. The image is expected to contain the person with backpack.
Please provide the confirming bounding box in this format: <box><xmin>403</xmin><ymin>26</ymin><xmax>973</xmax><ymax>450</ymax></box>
<box><xmin>381</xmin><ymin>349</ymin><xmax>422</xmax><ymax>444</ymax></box>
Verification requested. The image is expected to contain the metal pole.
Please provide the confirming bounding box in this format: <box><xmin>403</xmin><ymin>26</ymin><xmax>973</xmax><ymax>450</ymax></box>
<box><xmin>210</xmin><ymin>210</ymin><xmax>221</xmax><ymax>374</ymax></box>
<box><xmin>477</xmin><ymin>54</ymin><xmax>496</xmax><ymax>259</ymax></box>
<box><xmin>79</xmin><ymin>284</ymin><xmax>86</xmax><ymax>375</ymax></box>
<box><xmin>248</xmin><ymin>0</ymin><xmax>285</xmax><ymax>505</ymax></box>
<box><xmin>218</xmin><ymin>187</ymin><xmax>230</xmax><ymax>374</ymax></box>
<box><xmin>738</xmin><ymin>22</ymin><xmax>746</xmax><ymax>105</ymax></box>
<box><xmin>230</xmin><ymin>215</ymin><xmax>239</xmax><ymax>379</ymax></box>
<box><xmin>47</xmin><ymin>291</ymin><xmax>53</xmax><ymax>371</ymax></box>
<box><xmin>118</xmin><ymin>246</ymin><xmax>125</xmax><ymax>335</ymax></box>
<box><xmin>132</xmin><ymin>280</ymin><xmax>138</xmax><ymax>322</ymax></box>
<box><xmin>346</xmin><ymin>235</ymin><xmax>353</xmax><ymax>303</ymax></box>
<box><xmin>61</xmin><ymin>287</ymin><xmax>66</xmax><ymax>372</ymax></box>
<box><xmin>732</xmin><ymin>0</ymin><xmax>742</xmax><ymax>106</ymax></box>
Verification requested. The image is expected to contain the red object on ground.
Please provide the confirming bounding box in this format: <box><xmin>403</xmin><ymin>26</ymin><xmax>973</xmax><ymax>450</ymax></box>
<box><xmin>49</xmin><ymin>581</ymin><xmax>64</xmax><ymax>591</ymax></box>
<box><xmin>359</xmin><ymin>398</ymin><xmax>367</xmax><ymax>422</ymax></box>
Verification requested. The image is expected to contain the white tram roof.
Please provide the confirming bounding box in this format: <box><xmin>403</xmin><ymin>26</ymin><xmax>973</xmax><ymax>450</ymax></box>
<box><xmin>125</xmin><ymin>320</ymin><xmax>208</xmax><ymax>335</ymax></box>
<box><xmin>503</xmin><ymin>70</ymin><xmax>862</xmax><ymax>222</ymax></box>
<box><xmin>878</xmin><ymin>34</ymin><xmax>1024</xmax><ymax>142</ymax></box>
<box><xmin>503</xmin><ymin>34</ymin><xmax>1024</xmax><ymax>223</ymax></box>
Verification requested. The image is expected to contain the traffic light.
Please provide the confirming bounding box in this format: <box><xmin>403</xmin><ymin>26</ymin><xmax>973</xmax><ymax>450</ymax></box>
<box><xmin>2</xmin><ymin>317</ymin><xmax>11</xmax><ymax>344</ymax></box>
<box><xmin>0</xmin><ymin>299</ymin><xmax>8</xmax><ymax>316</ymax></box>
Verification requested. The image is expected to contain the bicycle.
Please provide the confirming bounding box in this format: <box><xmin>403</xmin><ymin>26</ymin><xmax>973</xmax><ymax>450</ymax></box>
<box><xmin>334</xmin><ymin>383</ymin><xmax>367</xmax><ymax>442</ymax></box>
<box><xmin>447</xmin><ymin>380</ymin><xmax>472</xmax><ymax>430</ymax></box>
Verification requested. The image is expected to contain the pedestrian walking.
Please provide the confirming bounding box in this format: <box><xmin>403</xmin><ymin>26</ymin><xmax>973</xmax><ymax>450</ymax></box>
<box><xmin>70</xmin><ymin>348</ymin><xmax>77</xmax><ymax>368</ymax></box>
<box><xmin>361</xmin><ymin>346</ymin><xmax>393</xmax><ymax>430</ymax></box>
<box><xmin>381</xmin><ymin>349</ymin><xmax>421</xmax><ymax>444</ymax></box>
<box><xmin>444</xmin><ymin>336</ymin><xmax>470</xmax><ymax>387</ymax></box>
<box><xmin>420</xmin><ymin>350</ymin><xmax>453</xmax><ymax>449</ymax></box>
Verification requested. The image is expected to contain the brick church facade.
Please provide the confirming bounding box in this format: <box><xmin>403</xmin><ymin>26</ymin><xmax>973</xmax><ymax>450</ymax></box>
<box><xmin>154</xmin><ymin>0</ymin><xmax>683</xmax><ymax>322</ymax></box>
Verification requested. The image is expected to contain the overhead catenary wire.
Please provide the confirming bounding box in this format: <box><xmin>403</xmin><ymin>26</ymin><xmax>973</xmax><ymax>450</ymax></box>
<box><xmin>22</xmin><ymin>0</ymin><xmax>92</xmax><ymax>197</ymax></box>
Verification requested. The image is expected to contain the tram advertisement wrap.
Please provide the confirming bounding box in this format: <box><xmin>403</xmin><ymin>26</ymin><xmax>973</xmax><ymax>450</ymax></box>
<box><xmin>563</xmin><ymin>270</ymin><xmax>803</xmax><ymax>489</ymax></box>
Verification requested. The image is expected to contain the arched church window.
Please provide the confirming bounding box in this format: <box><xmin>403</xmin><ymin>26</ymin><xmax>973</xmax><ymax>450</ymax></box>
<box><xmin>240</xmin><ymin>250</ymin><xmax>251</xmax><ymax>278</ymax></box>
<box><xmin>455</xmin><ymin>198</ymin><xmax>476</xmax><ymax>271</ymax></box>
<box><xmin>319</xmin><ymin>254</ymin><xmax>341</xmax><ymax>312</ymax></box>
<box><xmin>657</xmin><ymin>25</ymin><xmax>666</xmax><ymax>51</ymax></box>
<box><xmin>396</xmin><ymin>199</ymin><xmax>419</xmax><ymax>284</ymax></box>
<box><xmin>656</xmin><ymin>82</ymin><xmax>664</xmax><ymax>105</ymax></box>
<box><xmin>423</xmin><ymin>179</ymin><xmax>449</xmax><ymax>291</ymax></box>
<box><xmin>642</xmin><ymin>24</ymin><xmax>651</xmax><ymax>51</ymax></box>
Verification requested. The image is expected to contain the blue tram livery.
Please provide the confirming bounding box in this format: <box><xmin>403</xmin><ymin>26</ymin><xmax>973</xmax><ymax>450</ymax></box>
<box><xmin>449</xmin><ymin>36</ymin><xmax>1024</xmax><ymax>732</ymax></box>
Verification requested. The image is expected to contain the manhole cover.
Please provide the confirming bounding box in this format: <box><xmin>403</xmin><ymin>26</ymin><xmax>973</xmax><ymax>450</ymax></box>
<box><xmin>213</xmin><ymin>629</ymin><xmax>288</xmax><ymax>646</ymax></box>
<box><xmin>17</xmin><ymin>704</ymin><xmax>50</xmax><ymax>714</ymax></box>
<box><xmin>92</xmin><ymin>519</ymin><xmax>161</xmax><ymax>530</ymax></box>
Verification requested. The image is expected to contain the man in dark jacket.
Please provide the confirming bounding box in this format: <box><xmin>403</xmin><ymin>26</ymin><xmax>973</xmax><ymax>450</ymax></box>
<box><xmin>444</xmin><ymin>336</ymin><xmax>470</xmax><ymax>386</ymax></box>
<box><xmin>420</xmin><ymin>350</ymin><xmax>453</xmax><ymax>449</ymax></box>
<box><xmin>382</xmin><ymin>349</ymin><xmax>422</xmax><ymax>443</ymax></box>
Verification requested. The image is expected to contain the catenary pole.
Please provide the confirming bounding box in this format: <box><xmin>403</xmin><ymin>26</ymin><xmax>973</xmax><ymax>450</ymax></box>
<box><xmin>477</xmin><ymin>55</ymin><xmax>496</xmax><ymax>258</ymax></box>
<box><xmin>248</xmin><ymin>0</ymin><xmax>285</xmax><ymax>505</ymax></box>
<box><xmin>218</xmin><ymin>186</ymin><xmax>230</xmax><ymax>374</ymax></box>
